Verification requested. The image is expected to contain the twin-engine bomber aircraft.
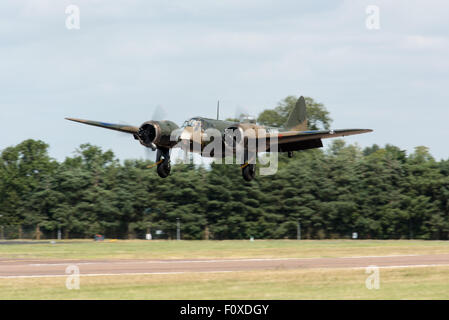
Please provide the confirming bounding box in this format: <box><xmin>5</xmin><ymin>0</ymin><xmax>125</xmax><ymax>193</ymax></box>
<box><xmin>66</xmin><ymin>96</ymin><xmax>372</xmax><ymax>181</ymax></box>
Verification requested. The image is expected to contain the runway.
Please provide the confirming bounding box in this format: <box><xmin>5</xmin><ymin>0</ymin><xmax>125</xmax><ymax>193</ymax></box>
<box><xmin>1</xmin><ymin>254</ymin><xmax>449</xmax><ymax>278</ymax></box>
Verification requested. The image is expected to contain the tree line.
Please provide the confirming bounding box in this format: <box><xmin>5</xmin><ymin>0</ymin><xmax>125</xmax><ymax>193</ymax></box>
<box><xmin>1</xmin><ymin>138</ymin><xmax>448</xmax><ymax>240</ymax></box>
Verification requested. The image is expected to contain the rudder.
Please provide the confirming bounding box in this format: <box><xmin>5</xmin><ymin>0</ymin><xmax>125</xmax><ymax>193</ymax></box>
<box><xmin>284</xmin><ymin>96</ymin><xmax>307</xmax><ymax>131</ymax></box>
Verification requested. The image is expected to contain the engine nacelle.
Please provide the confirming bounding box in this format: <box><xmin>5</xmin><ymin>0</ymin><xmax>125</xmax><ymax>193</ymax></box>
<box><xmin>223</xmin><ymin>123</ymin><xmax>264</xmax><ymax>152</ymax></box>
<box><xmin>135</xmin><ymin>120</ymin><xmax>179</xmax><ymax>149</ymax></box>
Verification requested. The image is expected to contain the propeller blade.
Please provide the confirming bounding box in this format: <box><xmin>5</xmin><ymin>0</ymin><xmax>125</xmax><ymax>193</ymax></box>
<box><xmin>143</xmin><ymin>104</ymin><xmax>166</xmax><ymax>162</ymax></box>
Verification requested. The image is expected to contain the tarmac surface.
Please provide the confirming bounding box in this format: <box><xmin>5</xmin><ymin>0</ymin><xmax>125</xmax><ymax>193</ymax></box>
<box><xmin>1</xmin><ymin>254</ymin><xmax>449</xmax><ymax>278</ymax></box>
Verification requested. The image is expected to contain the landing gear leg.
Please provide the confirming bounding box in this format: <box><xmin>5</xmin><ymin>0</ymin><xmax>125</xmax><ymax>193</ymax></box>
<box><xmin>156</xmin><ymin>148</ymin><xmax>171</xmax><ymax>178</ymax></box>
<box><xmin>288</xmin><ymin>151</ymin><xmax>293</xmax><ymax>158</ymax></box>
<box><xmin>242</xmin><ymin>164</ymin><xmax>256</xmax><ymax>181</ymax></box>
<box><xmin>241</xmin><ymin>151</ymin><xmax>256</xmax><ymax>182</ymax></box>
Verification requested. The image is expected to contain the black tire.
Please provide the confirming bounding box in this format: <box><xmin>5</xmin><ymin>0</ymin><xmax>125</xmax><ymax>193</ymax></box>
<box><xmin>157</xmin><ymin>159</ymin><xmax>171</xmax><ymax>178</ymax></box>
<box><xmin>242</xmin><ymin>164</ymin><xmax>255</xmax><ymax>181</ymax></box>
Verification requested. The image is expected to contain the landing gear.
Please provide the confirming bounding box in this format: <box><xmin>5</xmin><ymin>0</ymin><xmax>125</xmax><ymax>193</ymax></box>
<box><xmin>241</xmin><ymin>151</ymin><xmax>256</xmax><ymax>182</ymax></box>
<box><xmin>156</xmin><ymin>148</ymin><xmax>171</xmax><ymax>178</ymax></box>
<box><xmin>288</xmin><ymin>151</ymin><xmax>293</xmax><ymax>158</ymax></box>
<box><xmin>157</xmin><ymin>159</ymin><xmax>171</xmax><ymax>178</ymax></box>
<box><xmin>242</xmin><ymin>164</ymin><xmax>256</xmax><ymax>182</ymax></box>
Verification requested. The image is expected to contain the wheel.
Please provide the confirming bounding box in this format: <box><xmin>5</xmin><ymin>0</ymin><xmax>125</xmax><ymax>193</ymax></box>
<box><xmin>157</xmin><ymin>159</ymin><xmax>171</xmax><ymax>178</ymax></box>
<box><xmin>242</xmin><ymin>164</ymin><xmax>256</xmax><ymax>181</ymax></box>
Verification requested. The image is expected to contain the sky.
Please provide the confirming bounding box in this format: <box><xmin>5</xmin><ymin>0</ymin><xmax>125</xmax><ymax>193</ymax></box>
<box><xmin>1</xmin><ymin>0</ymin><xmax>448</xmax><ymax>162</ymax></box>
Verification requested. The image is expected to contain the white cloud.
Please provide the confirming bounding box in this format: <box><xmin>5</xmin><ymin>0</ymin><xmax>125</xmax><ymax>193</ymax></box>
<box><xmin>402</xmin><ymin>35</ymin><xmax>449</xmax><ymax>49</ymax></box>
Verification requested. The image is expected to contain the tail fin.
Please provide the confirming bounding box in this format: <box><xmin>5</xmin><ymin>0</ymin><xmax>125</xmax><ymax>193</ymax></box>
<box><xmin>284</xmin><ymin>96</ymin><xmax>307</xmax><ymax>131</ymax></box>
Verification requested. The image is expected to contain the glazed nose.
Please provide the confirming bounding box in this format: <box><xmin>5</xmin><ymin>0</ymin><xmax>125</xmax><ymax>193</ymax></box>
<box><xmin>180</xmin><ymin>127</ymin><xmax>193</xmax><ymax>141</ymax></box>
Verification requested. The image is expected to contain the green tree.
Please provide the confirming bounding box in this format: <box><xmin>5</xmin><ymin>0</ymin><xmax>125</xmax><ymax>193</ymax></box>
<box><xmin>0</xmin><ymin>140</ymin><xmax>57</xmax><ymax>229</ymax></box>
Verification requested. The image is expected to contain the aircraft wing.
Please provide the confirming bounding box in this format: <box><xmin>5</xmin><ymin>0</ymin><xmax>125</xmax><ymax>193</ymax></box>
<box><xmin>65</xmin><ymin>118</ymin><xmax>139</xmax><ymax>134</ymax></box>
<box><xmin>252</xmin><ymin>128</ymin><xmax>372</xmax><ymax>146</ymax></box>
<box><xmin>274</xmin><ymin>128</ymin><xmax>373</xmax><ymax>144</ymax></box>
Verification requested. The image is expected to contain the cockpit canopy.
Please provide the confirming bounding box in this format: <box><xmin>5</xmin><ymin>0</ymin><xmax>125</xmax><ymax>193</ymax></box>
<box><xmin>182</xmin><ymin>118</ymin><xmax>201</xmax><ymax>128</ymax></box>
<box><xmin>181</xmin><ymin>117</ymin><xmax>217</xmax><ymax>130</ymax></box>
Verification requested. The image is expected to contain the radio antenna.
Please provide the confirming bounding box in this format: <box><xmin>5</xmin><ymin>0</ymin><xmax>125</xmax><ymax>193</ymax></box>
<box><xmin>216</xmin><ymin>100</ymin><xmax>220</xmax><ymax>120</ymax></box>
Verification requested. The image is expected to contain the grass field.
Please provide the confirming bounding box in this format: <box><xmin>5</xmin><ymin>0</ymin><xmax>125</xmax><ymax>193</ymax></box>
<box><xmin>3</xmin><ymin>266</ymin><xmax>449</xmax><ymax>299</ymax></box>
<box><xmin>2</xmin><ymin>266</ymin><xmax>449</xmax><ymax>299</ymax></box>
<box><xmin>1</xmin><ymin>239</ymin><xmax>449</xmax><ymax>260</ymax></box>
<box><xmin>1</xmin><ymin>240</ymin><xmax>449</xmax><ymax>299</ymax></box>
